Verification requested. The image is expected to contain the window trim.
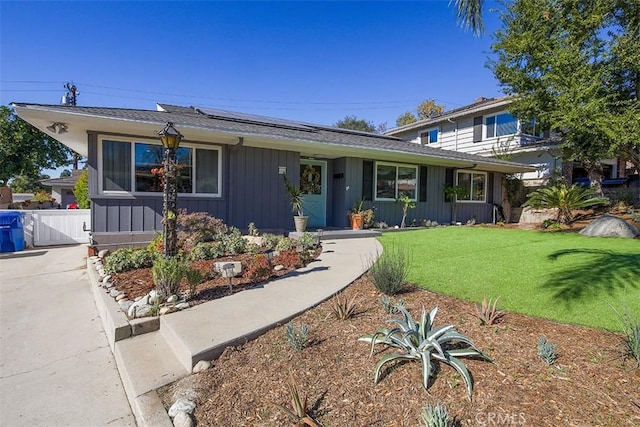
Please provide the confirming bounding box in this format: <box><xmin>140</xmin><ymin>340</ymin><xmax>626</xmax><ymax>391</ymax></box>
<box><xmin>374</xmin><ymin>161</ymin><xmax>419</xmax><ymax>202</ymax></box>
<box><xmin>455</xmin><ymin>170</ymin><xmax>487</xmax><ymax>203</ymax></box>
<box><xmin>484</xmin><ymin>111</ymin><xmax>518</xmax><ymax>140</ymax></box>
<box><xmin>98</xmin><ymin>136</ymin><xmax>222</xmax><ymax>197</ymax></box>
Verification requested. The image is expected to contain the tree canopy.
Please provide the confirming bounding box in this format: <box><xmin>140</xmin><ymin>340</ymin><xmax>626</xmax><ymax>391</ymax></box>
<box><xmin>0</xmin><ymin>106</ymin><xmax>75</xmax><ymax>185</ymax></box>
<box><xmin>334</xmin><ymin>115</ymin><xmax>377</xmax><ymax>133</ymax></box>
<box><xmin>395</xmin><ymin>99</ymin><xmax>445</xmax><ymax>127</ymax></box>
<box><xmin>491</xmin><ymin>0</ymin><xmax>640</xmax><ymax>184</ymax></box>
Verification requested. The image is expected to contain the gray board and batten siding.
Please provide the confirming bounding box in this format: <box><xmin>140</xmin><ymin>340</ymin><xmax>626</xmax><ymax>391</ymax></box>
<box><xmin>88</xmin><ymin>133</ymin><xmax>301</xmax><ymax>247</ymax></box>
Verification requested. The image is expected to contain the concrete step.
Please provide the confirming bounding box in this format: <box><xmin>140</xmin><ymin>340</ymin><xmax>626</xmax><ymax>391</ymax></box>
<box><xmin>114</xmin><ymin>331</ymin><xmax>188</xmax><ymax>426</ymax></box>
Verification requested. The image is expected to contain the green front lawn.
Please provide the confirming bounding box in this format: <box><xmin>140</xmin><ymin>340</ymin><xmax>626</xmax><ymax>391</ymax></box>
<box><xmin>378</xmin><ymin>227</ymin><xmax>640</xmax><ymax>331</ymax></box>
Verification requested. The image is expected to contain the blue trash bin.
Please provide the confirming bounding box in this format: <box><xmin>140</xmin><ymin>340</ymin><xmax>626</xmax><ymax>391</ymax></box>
<box><xmin>0</xmin><ymin>211</ymin><xmax>25</xmax><ymax>252</ymax></box>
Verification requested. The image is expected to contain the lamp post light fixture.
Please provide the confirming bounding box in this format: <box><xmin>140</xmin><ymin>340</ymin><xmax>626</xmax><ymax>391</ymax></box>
<box><xmin>158</xmin><ymin>122</ymin><xmax>183</xmax><ymax>257</ymax></box>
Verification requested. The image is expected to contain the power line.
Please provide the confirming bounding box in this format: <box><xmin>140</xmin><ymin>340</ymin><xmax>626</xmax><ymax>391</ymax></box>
<box><xmin>1</xmin><ymin>79</ymin><xmax>465</xmax><ymax>111</ymax></box>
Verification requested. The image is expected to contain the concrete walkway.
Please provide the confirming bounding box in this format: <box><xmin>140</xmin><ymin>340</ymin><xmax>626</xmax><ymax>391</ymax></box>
<box><xmin>0</xmin><ymin>237</ymin><xmax>381</xmax><ymax>426</ymax></box>
<box><xmin>0</xmin><ymin>245</ymin><xmax>135</xmax><ymax>427</ymax></box>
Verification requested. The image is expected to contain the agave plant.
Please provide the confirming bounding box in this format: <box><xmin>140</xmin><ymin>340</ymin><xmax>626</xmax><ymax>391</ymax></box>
<box><xmin>422</xmin><ymin>402</ymin><xmax>453</xmax><ymax>427</ymax></box>
<box><xmin>359</xmin><ymin>305</ymin><xmax>493</xmax><ymax>400</ymax></box>
<box><xmin>524</xmin><ymin>182</ymin><xmax>608</xmax><ymax>224</ymax></box>
<box><xmin>270</xmin><ymin>372</ymin><xmax>320</xmax><ymax>427</ymax></box>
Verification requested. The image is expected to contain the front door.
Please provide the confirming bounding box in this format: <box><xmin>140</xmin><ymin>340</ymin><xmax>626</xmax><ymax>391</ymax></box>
<box><xmin>300</xmin><ymin>160</ymin><xmax>327</xmax><ymax>228</ymax></box>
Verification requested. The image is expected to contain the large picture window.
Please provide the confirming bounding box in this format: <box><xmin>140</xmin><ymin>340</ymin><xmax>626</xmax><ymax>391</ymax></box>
<box><xmin>101</xmin><ymin>139</ymin><xmax>221</xmax><ymax>196</ymax></box>
<box><xmin>375</xmin><ymin>163</ymin><xmax>417</xmax><ymax>200</ymax></box>
<box><xmin>485</xmin><ymin>113</ymin><xmax>517</xmax><ymax>138</ymax></box>
<box><xmin>456</xmin><ymin>171</ymin><xmax>486</xmax><ymax>202</ymax></box>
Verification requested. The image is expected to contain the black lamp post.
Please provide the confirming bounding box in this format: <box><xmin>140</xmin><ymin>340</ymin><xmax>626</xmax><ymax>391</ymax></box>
<box><xmin>158</xmin><ymin>122</ymin><xmax>183</xmax><ymax>258</ymax></box>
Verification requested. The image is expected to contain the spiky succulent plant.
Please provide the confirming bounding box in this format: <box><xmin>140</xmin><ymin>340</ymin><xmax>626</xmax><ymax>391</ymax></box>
<box><xmin>359</xmin><ymin>305</ymin><xmax>493</xmax><ymax>400</ymax></box>
<box><xmin>422</xmin><ymin>403</ymin><xmax>453</xmax><ymax>427</ymax></box>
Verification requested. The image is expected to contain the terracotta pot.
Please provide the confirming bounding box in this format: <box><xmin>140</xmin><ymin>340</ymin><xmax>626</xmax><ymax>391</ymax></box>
<box><xmin>350</xmin><ymin>213</ymin><xmax>364</xmax><ymax>230</ymax></box>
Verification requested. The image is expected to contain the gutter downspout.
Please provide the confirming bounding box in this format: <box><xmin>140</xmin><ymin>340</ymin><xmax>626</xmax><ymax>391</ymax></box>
<box><xmin>447</xmin><ymin>118</ymin><xmax>458</xmax><ymax>151</ymax></box>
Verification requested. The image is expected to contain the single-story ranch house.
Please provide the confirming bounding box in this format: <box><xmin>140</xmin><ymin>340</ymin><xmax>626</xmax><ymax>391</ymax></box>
<box><xmin>13</xmin><ymin>102</ymin><xmax>534</xmax><ymax>248</ymax></box>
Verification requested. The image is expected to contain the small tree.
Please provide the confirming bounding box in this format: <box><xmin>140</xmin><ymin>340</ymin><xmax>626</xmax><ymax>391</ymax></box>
<box><xmin>397</xmin><ymin>193</ymin><xmax>416</xmax><ymax>228</ymax></box>
<box><xmin>443</xmin><ymin>185</ymin><xmax>469</xmax><ymax>224</ymax></box>
<box><xmin>73</xmin><ymin>169</ymin><xmax>89</xmax><ymax>209</ymax></box>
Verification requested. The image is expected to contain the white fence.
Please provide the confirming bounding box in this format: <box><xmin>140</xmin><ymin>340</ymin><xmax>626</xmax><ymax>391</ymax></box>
<box><xmin>1</xmin><ymin>210</ymin><xmax>91</xmax><ymax>247</ymax></box>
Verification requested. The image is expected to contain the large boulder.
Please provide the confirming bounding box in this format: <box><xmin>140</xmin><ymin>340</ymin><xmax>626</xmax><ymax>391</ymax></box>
<box><xmin>579</xmin><ymin>214</ymin><xmax>639</xmax><ymax>238</ymax></box>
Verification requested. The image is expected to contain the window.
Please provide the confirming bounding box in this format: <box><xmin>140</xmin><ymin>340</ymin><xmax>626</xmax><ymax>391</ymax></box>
<box><xmin>485</xmin><ymin>113</ymin><xmax>517</xmax><ymax>138</ymax></box>
<box><xmin>101</xmin><ymin>138</ymin><xmax>221</xmax><ymax>196</ymax></box>
<box><xmin>420</xmin><ymin>128</ymin><xmax>438</xmax><ymax>144</ymax></box>
<box><xmin>134</xmin><ymin>143</ymin><xmax>193</xmax><ymax>193</ymax></box>
<box><xmin>103</xmin><ymin>140</ymin><xmax>132</xmax><ymax>191</ymax></box>
<box><xmin>456</xmin><ymin>171</ymin><xmax>486</xmax><ymax>202</ymax></box>
<box><xmin>375</xmin><ymin>163</ymin><xmax>417</xmax><ymax>200</ymax></box>
<box><xmin>520</xmin><ymin>118</ymin><xmax>549</xmax><ymax>138</ymax></box>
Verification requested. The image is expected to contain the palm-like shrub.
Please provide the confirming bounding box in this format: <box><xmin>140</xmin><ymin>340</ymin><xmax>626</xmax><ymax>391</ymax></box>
<box><xmin>359</xmin><ymin>306</ymin><xmax>493</xmax><ymax>400</ymax></box>
<box><xmin>524</xmin><ymin>183</ymin><xmax>608</xmax><ymax>224</ymax></box>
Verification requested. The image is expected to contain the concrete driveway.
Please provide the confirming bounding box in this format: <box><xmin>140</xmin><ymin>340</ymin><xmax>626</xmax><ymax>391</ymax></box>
<box><xmin>0</xmin><ymin>245</ymin><xmax>135</xmax><ymax>426</ymax></box>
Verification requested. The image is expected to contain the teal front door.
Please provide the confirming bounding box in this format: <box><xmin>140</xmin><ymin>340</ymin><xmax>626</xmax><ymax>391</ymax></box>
<box><xmin>300</xmin><ymin>160</ymin><xmax>327</xmax><ymax>228</ymax></box>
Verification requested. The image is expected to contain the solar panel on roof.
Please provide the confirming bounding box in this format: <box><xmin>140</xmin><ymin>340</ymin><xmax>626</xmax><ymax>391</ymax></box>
<box><xmin>196</xmin><ymin>107</ymin><xmax>315</xmax><ymax>131</ymax></box>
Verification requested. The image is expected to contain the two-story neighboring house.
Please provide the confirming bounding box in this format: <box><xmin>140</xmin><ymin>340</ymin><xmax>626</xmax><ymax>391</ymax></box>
<box><xmin>386</xmin><ymin>96</ymin><xmax>627</xmax><ymax>188</ymax></box>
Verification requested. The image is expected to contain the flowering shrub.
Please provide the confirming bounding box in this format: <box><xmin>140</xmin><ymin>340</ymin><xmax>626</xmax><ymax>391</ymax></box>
<box><xmin>176</xmin><ymin>211</ymin><xmax>228</xmax><ymax>251</ymax></box>
<box><xmin>274</xmin><ymin>250</ymin><xmax>304</xmax><ymax>269</ymax></box>
<box><xmin>243</xmin><ymin>255</ymin><xmax>272</xmax><ymax>282</ymax></box>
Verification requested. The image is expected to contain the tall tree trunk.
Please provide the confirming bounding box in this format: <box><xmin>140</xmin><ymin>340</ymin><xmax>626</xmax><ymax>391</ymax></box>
<box><xmin>583</xmin><ymin>159</ymin><xmax>604</xmax><ymax>196</ymax></box>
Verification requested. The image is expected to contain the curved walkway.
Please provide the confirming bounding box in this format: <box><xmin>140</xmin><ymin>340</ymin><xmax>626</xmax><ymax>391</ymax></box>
<box><xmin>93</xmin><ymin>237</ymin><xmax>382</xmax><ymax>426</ymax></box>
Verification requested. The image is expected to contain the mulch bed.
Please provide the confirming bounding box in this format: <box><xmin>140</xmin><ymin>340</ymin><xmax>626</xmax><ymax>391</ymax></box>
<box><xmin>112</xmin><ymin>208</ymin><xmax>639</xmax><ymax>426</ymax></box>
<box><xmin>159</xmin><ymin>275</ymin><xmax>640</xmax><ymax>426</ymax></box>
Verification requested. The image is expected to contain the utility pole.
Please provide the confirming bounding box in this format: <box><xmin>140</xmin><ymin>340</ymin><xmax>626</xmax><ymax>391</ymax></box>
<box><xmin>62</xmin><ymin>82</ymin><xmax>78</xmax><ymax>106</ymax></box>
<box><xmin>61</xmin><ymin>82</ymin><xmax>82</xmax><ymax>170</ymax></box>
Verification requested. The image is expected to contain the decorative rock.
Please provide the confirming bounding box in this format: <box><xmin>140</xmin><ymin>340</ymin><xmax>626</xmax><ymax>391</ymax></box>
<box><xmin>116</xmin><ymin>293</ymin><xmax>127</xmax><ymax>301</ymax></box>
<box><xmin>175</xmin><ymin>302</ymin><xmax>190</xmax><ymax>310</ymax></box>
<box><xmin>119</xmin><ymin>300</ymin><xmax>133</xmax><ymax>313</ymax></box>
<box><xmin>101</xmin><ymin>274</ymin><xmax>112</xmax><ymax>283</ymax></box>
<box><xmin>579</xmin><ymin>214</ymin><xmax>639</xmax><ymax>239</ymax></box>
<box><xmin>166</xmin><ymin>294</ymin><xmax>179</xmax><ymax>304</ymax></box>
<box><xmin>273</xmin><ymin>265</ymin><xmax>285</xmax><ymax>272</ymax></box>
<box><xmin>89</xmin><ymin>256</ymin><xmax>99</xmax><ymax>262</ymax></box>
<box><xmin>98</xmin><ymin>268</ymin><xmax>105</xmax><ymax>276</ymax></box>
<box><xmin>127</xmin><ymin>299</ymin><xmax>152</xmax><ymax>318</ymax></box>
<box><xmin>109</xmin><ymin>289</ymin><xmax>122</xmax><ymax>298</ymax></box>
<box><xmin>168</xmin><ymin>398</ymin><xmax>196</xmax><ymax>417</ymax></box>
<box><xmin>192</xmin><ymin>360</ymin><xmax>211</xmax><ymax>373</ymax></box>
<box><xmin>135</xmin><ymin>295</ymin><xmax>149</xmax><ymax>304</ymax></box>
<box><xmin>148</xmin><ymin>290</ymin><xmax>160</xmax><ymax>305</ymax></box>
<box><xmin>104</xmin><ymin>282</ymin><xmax>114</xmax><ymax>290</ymax></box>
<box><xmin>159</xmin><ymin>306</ymin><xmax>176</xmax><ymax>316</ymax></box>
<box><xmin>98</xmin><ymin>249</ymin><xmax>110</xmax><ymax>259</ymax></box>
<box><xmin>134</xmin><ymin>304</ymin><xmax>153</xmax><ymax>318</ymax></box>
<box><xmin>172</xmin><ymin>411</ymin><xmax>194</xmax><ymax>427</ymax></box>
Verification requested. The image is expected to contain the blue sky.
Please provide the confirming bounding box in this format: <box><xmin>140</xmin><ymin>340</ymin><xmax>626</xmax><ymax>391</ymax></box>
<box><xmin>1</xmin><ymin>1</ymin><xmax>507</xmax><ymax>124</ymax></box>
<box><xmin>2</xmin><ymin>1</ymin><xmax>506</xmax><ymax>175</ymax></box>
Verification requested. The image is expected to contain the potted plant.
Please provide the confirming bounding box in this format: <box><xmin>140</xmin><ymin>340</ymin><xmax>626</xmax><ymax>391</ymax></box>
<box><xmin>348</xmin><ymin>199</ymin><xmax>365</xmax><ymax>230</ymax></box>
<box><xmin>283</xmin><ymin>174</ymin><xmax>308</xmax><ymax>232</ymax></box>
